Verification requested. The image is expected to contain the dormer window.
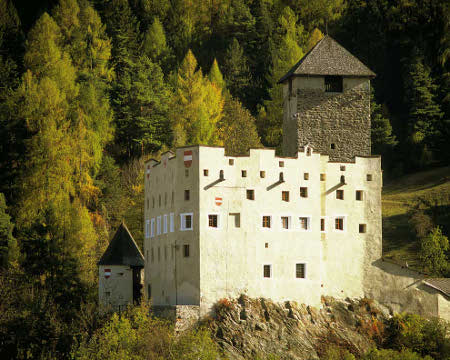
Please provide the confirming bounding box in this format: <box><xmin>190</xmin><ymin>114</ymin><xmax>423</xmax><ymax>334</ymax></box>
<box><xmin>325</xmin><ymin>76</ymin><xmax>343</xmax><ymax>93</ymax></box>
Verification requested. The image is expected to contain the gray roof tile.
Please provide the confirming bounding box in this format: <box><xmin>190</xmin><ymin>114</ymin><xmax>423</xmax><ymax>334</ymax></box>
<box><xmin>423</xmin><ymin>278</ymin><xmax>450</xmax><ymax>297</ymax></box>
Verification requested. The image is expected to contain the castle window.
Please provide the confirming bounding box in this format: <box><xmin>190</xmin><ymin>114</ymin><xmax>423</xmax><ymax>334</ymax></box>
<box><xmin>242</xmin><ymin>170</ymin><xmax>247</xmax><ymax>177</ymax></box>
<box><xmin>279</xmin><ymin>161</ymin><xmax>284</xmax><ymax>167</ymax></box>
<box><xmin>180</xmin><ymin>213</ymin><xmax>193</xmax><ymax>231</ymax></box>
<box><xmin>185</xmin><ymin>169</ymin><xmax>189</xmax><ymax>177</ymax></box>
<box><xmin>265</xmin><ymin>243</ymin><xmax>268</xmax><ymax>248</ymax></box>
<box><xmin>208</xmin><ymin>214</ymin><xmax>218</xmax><ymax>228</ymax></box>
<box><xmin>281</xmin><ymin>216</ymin><xmax>290</xmax><ymax>230</ymax></box>
<box><xmin>246</xmin><ymin>189</ymin><xmax>255</xmax><ymax>200</ymax></box>
<box><xmin>263</xmin><ymin>265</ymin><xmax>272</xmax><ymax>278</ymax></box>
<box><xmin>184</xmin><ymin>190</ymin><xmax>190</xmax><ymax>201</ymax></box>
<box><xmin>299</xmin><ymin>217</ymin><xmax>310</xmax><ymax>230</ymax></box>
<box><xmin>300</xmin><ymin>187</ymin><xmax>308</xmax><ymax>198</ymax></box>
<box><xmin>151</xmin><ymin>248</ymin><xmax>154</xmax><ymax>262</ymax></box>
<box><xmin>320</xmin><ymin>174</ymin><xmax>326</xmax><ymax>181</ymax></box>
<box><xmin>356</xmin><ymin>190</ymin><xmax>363</xmax><ymax>201</ymax></box>
<box><xmin>152</xmin><ymin>197</ymin><xmax>155</xmax><ymax>208</ymax></box>
<box><xmin>145</xmin><ymin>220</ymin><xmax>150</xmax><ymax>238</ymax></box>
<box><xmin>304</xmin><ymin>172</ymin><xmax>309</xmax><ymax>180</ymax></box>
<box><xmin>156</xmin><ymin>216</ymin><xmax>161</xmax><ymax>235</ymax></box>
<box><xmin>340</xmin><ymin>165</ymin><xmax>346</xmax><ymax>171</ymax></box>
<box><xmin>330</xmin><ymin>143</ymin><xmax>336</xmax><ymax>150</ymax></box>
<box><xmin>359</xmin><ymin>224</ymin><xmax>367</xmax><ymax>233</ymax></box>
<box><xmin>262</xmin><ymin>216</ymin><xmax>271</xmax><ymax>228</ymax></box>
<box><xmin>220</xmin><ymin>170</ymin><xmax>224</xmax><ymax>180</ymax></box>
<box><xmin>229</xmin><ymin>159</ymin><xmax>234</xmax><ymax>165</ymax></box>
<box><xmin>279</xmin><ymin>172</ymin><xmax>284</xmax><ymax>182</ymax></box>
<box><xmin>335</xmin><ymin>217</ymin><xmax>345</xmax><ymax>231</ymax></box>
<box><xmin>367</xmin><ymin>174</ymin><xmax>373</xmax><ymax>181</ymax></box>
<box><xmin>260</xmin><ymin>171</ymin><xmax>266</xmax><ymax>178</ymax></box>
<box><xmin>170</xmin><ymin>213</ymin><xmax>174</xmax><ymax>232</ymax></box>
<box><xmin>163</xmin><ymin>214</ymin><xmax>168</xmax><ymax>233</ymax></box>
<box><xmin>183</xmin><ymin>244</ymin><xmax>190</xmax><ymax>257</ymax></box>
<box><xmin>320</xmin><ymin>217</ymin><xmax>326</xmax><ymax>232</ymax></box>
<box><xmin>336</xmin><ymin>190</ymin><xmax>344</xmax><ymax>200</ymax></box>
<box><xmin>325</xmin><ymin>75</ymin><xmax>343</xmax><ymax>93</ymax></box>
<box><xmin>306</xmin><ymin>146</ymin><xmax>312</xmax><ymax>156</ymax></box>
<box><xmin>203</xmin><ymin>169</ymin><xmax>209</xmax><ymax>176</ymax></box>
<box><xmin>229</xmin><ymin>213</ymin><xmax>240</xmax><ymax>228</ymax></box>
<box><xmin>159</xmin><ymin>194</ymin><xmax>161</xmax><ymax>207</ymax></box>
<box><xmin>296</xmin><ymin>264</ymin><xmax>306</xmax><ymax>279</ymax></box>
<box><xmin>282</xmin><ymin>191</ymin><xmax>289</xmax><ymax>202</ymax></box>
<box><xmin>150</xmin><ymin>218</ymin><xmax>155</xmax><ymax>237</ymax></box>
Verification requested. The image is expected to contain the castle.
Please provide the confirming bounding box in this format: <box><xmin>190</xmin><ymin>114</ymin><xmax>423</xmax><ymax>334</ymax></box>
<box><xmin>99</xmin><ymin>36</ymin><xmax>450</xmax><ymax>321</ymax></box>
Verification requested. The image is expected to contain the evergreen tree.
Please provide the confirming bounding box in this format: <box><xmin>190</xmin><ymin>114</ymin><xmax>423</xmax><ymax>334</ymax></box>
<box><xmin>420</xmin><ymin>227</ymin><xmax>449</xmax><ymax>276</ymax></box>
<box><xmin>220</xmin><ymin>97</ymin><xmax>261</xmax><ymax>156</ymax></box>
<box><xmin>208</xmin><ymin>58</ymin><xmax>225</xmax><ymax>89</ymax></box>
<box><xmin>257</xmin><ymin>7</ymin><xmax>304</xmax><ymax>149</ymax></box>
<box><xmin>223</xmin><ymin>38</ymin><xmax>252</xmax><ymax>106</ymax></box>
<box><xmin>371</xmin><ymin>92</ymin><xmax>397</xmax><ymax>156</ymax></box>
<box><xmin>171</xmin><ymin>49</ymin><xmax>224</xmax><ymax>147</ymax></box>
<box><xmin>142</xmin><ymin>17</ymin><xmax>171</xmax><ymax>67</ymax></box>
<box><xmin>0</xmin><ymin>193</ymin><xmax>18</xmax><ymax>268</ymax></box>
<box><xmin>305</xmin><ymin>27</ymin><xmax>324</xmax><ymax>52</ymax></box>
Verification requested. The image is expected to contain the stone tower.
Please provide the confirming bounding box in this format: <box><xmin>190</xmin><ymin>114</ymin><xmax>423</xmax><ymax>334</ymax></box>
<box><xmin>279</xmin><ymin>36</ymin><xmax>376</xmax><ymax>161</ymax></box>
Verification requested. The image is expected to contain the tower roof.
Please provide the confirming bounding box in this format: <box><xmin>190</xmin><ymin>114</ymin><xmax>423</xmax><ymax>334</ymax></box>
<box><xmin>98</xmin><ymin>223</ymin><xmax>144</xmax><ymax>267</ymax></box>
<box><xmin>279</xmin><ymin>35</ymin><xmax>375</xmax><ymax>83</ymax></box>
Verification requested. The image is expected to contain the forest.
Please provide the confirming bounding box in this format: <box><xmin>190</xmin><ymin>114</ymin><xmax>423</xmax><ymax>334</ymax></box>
<box><xmin>0</xmin><ymin>0</ymin><xmax>449</xmax><ymax>359</ymax></box>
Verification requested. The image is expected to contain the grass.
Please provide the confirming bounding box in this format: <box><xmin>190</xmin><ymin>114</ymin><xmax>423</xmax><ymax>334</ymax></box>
<box><xmin>382</xmin><ymin>166</ymin><xmax>450</xmax><ymax>270</ymax></box>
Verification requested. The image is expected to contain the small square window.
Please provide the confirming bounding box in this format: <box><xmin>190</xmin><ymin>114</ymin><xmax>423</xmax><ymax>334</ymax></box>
<box><xmin>185</xmin><ymin>169</ymin><xmax>189</xmax><ymax>177</ymax></box>
<box><xmin>356</xmin><ymin>190</ymin><xmax>363</xmax><ymax>201</ymax></box>
<box><xmin>260</xmin><ymin>171</ymin><xmax>266</xmax><ymax>178</ymax></box>
<box><xmin>335</xmin><ymin>217</ymin><xmax>344</xmax><ymax>231</ymax></box>
<box><xmin>336</xmin><ymin>189</ymin><xmax>344</xmax><ymax>200</ymax></box>
<box><xmin>219</xmin><ymin>170</ymin><xmax>224</xmax><ymax>180</ymax></box>
<box><xmin>265</xmin><ymin>243</ymin><xmax>268</xmax><ymax>248</ymax></box>
<box><xmin>262</xmin><ymin>216</ymin><xmax>271</xmax><ymax>228</ymax></box>
<box><xmin>299</xmin><ymin>217</ymin><xmax>309</xmax><ymax>230</ymax></box>
<box><xmin>183</xmin><ymin>244</ymin><xmax>190</xmax><ymax>257</ymax></box>
<box><xmin>331</xmin><ymin>143</ymin><xmax>336</xmax><ymax>150</ymax></box>
<box><xmin>304</xmin><ymin>173</ymin><xmax>309</xmax><ymax>180</ymax></box>
<box><xmin>242</xmin><ymin>170</ymin><xmax>247</xmax><ymax>177</ymax></box>
<box><xmin>279</xmin><ymin>161</ymin><xmax>284</xmax><ymax>167</ymax></box>
<box><xmin>184</xmin><ymin>190</ymin><xmax>190</xmax><ymax>201</ymax></box>
<box><xmin>263</xmin><ymin>265</ymin><xmax>271</xmax><ymax>278</ymax></box>
<box><xmin>320</xmin><ymin>174</ymin><xmax>326</xmax><ymax>181</ymax></box>
<box><xmin>340</xmin><ymin>165</ymin><xmax>346</xmax><ymax>171</ymax></box>
<box><xmin>229</xmin><ymin>159</ymin><xmax>234</xmax><ymax>165</ymax></box>
<box><xmin>300</xmin><ymin>187</ymin><xmax>308</xmax><ymax>198</ymax></box>
<box><xmin>296</xmin><ymin>263</ymin><xmax>306</xmax><ymax>279</ymax></box>
<box><xmin>181</xmin><ymin>213</ymin><xmax>193</xmax><ymax>231</ymax></box>
<box><xmin>203</xmin><ymin>169</ymin><xmax>209</xmax><ymax>176</ymax></box>
<box><xmin>208</xmin><ymin>214</ymin><xmax>218</xmax><ymax>228</ymax></box>
<box><xmin>359</xmin><ymin>224</ymin><xmax>367</xmax><ymax>233</ymax></box>
<box><xmin>281</xmin><ymin>216</ymin><xmax>290</xmax><ymax>229</ymax></box>
<box><xmin>320</xmin><ymin>218</ymin><xmax>326</xmax><ymax>232</ymax></box>
<box><xmin>282</xmin><ymin>191</ymin><xmax>289</xmax><ymax>202</ymax></box>
<box><xmin>325</xmin><ymin>75</ymin><xmax>343</xmax><ymax>92</ymax></box>
<box><xmin>246</xmin><ymin>189</ymin><xmax>254</xmax><ymax>200</ymax></box>
<box><xmin>367</xmin><ymin>174</ymin><xmax>373</xmax><ymax>181</ymax></box>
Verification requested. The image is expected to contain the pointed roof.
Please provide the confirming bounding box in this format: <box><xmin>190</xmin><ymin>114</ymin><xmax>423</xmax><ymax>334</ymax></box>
<box><xmin>279</xmin><ymin>35</ymin><xmax>375</xmax><ymax>83</ymax></box>
<box><xmin>98</xmin><ymin>223</ymin><xmax>144</xmax><ymax>267</ymax></box>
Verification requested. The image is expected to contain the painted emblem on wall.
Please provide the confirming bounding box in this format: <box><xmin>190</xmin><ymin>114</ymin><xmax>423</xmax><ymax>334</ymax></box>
<box><xmin>184</xmin><ymin>150</ymin><xmax>193</xmax><ymax>167</ymax></box>
<box><xmin>215</xmin><ymin>197</ymin><xmax>223</xmax><ymax>206</ymax></box>
<box><xmin>104</xmin><ymin>269</ymin><xmax>111</xmax><ymax>278</ymax></box>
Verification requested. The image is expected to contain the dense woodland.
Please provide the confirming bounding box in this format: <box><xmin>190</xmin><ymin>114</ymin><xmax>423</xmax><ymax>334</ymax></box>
<box><xmin>0</xmin><ymin>0</ymin><xmax>449</xmax><ymax>359</ymax></box>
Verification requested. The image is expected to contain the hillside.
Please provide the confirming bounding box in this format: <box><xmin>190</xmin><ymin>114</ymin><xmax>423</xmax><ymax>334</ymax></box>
<box><xmin>382</xmin><ymin>166</ymin><xmax>450</xmax><ymax>270</ymax></box>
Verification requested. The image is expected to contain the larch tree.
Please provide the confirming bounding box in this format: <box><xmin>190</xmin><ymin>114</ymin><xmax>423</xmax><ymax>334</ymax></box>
<box><xmin>209</xmin><ymin>58</ymin><xmax>225</xmax><ymax>90</ymax></box>
<box><xmin>257</xmin><ymin>6</ymin><xmax>304</xmax><ymax>149</ymax></box>
<box><xmin>305</xmin><ymin>27</ymin><xmax>324</xmax><ymax>52</ymax></box>
<box><xmin>171</xmin><ymin>49</ymin><xmax>224</xmax><ymax>147</ymax></box>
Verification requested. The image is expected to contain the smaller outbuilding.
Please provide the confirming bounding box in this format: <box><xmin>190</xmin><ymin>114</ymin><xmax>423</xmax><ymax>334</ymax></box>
<box><xmin>98</xmin><ymin>223</ymin><xmax>144</xmax><ymax>311</ymax></box>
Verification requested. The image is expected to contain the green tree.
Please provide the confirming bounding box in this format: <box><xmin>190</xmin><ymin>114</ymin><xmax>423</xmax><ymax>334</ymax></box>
<box><xmin>171</xmin><ymin>49</ymin><xmax>224</xmax><ymax>147</ymax></box>
<box><xmin>419</xmin><ymin>226</ymin><xmax>449</xmax><ymax>276</ymax></box>
<box><xmin>257</xmin><ymin>7</ymin><xmax>304</xmax><ymax>149</ymax></box>
<box><xmin>371</xmin><ymin>92</ymin><xmax>397</xmax><ymax>156</ymax></box>
<box><xmin>220</xmin><ymin>97</ymin><xmax>261</xmax><ymax>155</ymax></box>
<box><xmin>0</xmin><ymin>193</ymin><xmax>18</xmax><ymax>268</ymax></box>
<box><xmin>306</xmin><ymin>27</ymin><xmax>324</xmax><ymax>52</ymax></box>
<box><xmin>209</xmin><ymin>58</ymin><xmax>225</xmax><ymax>89</ymax></box>
<box><xmin>142</xmin><ymin>17</ymin><xmax>171</xmax><ymax>67</ymax></box>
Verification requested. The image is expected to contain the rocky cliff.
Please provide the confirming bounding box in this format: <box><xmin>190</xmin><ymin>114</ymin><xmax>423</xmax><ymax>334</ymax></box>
<box><xmin>204</xmin><ymin>296</ymin><xmax>391</xmax><ymax>360</ymax></box>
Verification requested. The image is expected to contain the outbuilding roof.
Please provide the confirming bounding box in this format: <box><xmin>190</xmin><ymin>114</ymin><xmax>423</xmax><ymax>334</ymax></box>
<box><xmin>423</xmin><ymin>278</ymin><xmax>450</xmax><ymax>297</ymax></box>
<box><xmin>279</xmin><ymin>35</ymin><xmax>375</xmax><ymax>83</ymax></box>
<box><xmin>98</xmin><ymin>223</ymin><xmax>144</xmax><ymax>267</ymax></box>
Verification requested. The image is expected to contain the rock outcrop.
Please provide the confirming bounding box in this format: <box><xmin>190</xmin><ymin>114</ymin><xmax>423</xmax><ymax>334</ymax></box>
<box><xmin>204</xmin><ymin>296</ymin><xmax>391</xmax><ymax>360</ymax></box>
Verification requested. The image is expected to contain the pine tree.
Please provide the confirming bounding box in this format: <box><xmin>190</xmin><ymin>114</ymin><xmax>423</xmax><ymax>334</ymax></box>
<box><xmin>171</xmin><ymin>49</ymin><xmax>224</xmax><ymax>147</ymax></box>
<box><xmin>0</xmin><ymin>193</ymin><xmax>18</xmax><ymax>268</ymax></box>
<box><xmin>220</xmin><ymin>97</ymin><xmax>261</xmax><ymax>156</ymax></box>
<box><xmin>257</xmin><ymin>7</ymin><xmax>304</xmax><ymax>149</ymax></box>
<box><xmin>208</xmin><ymin>58</ymin><xmax>225</xmax><ymax>90</ymax></box>
<box><xmin>142</xmin><ymin>17</ymin><xmax>171</xmax><ymax>67</ymax></box>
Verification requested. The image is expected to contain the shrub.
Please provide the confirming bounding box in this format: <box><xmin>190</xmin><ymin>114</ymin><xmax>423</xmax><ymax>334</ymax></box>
<box><xmin>362</xmin><ymin>348</ymin><xmax>432</xmax><ymax>360</ymax></box>
<box><xmin>320</xmin><ymin>345</ymin><xmax>355</xmax><ymax>360</ymax></box>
